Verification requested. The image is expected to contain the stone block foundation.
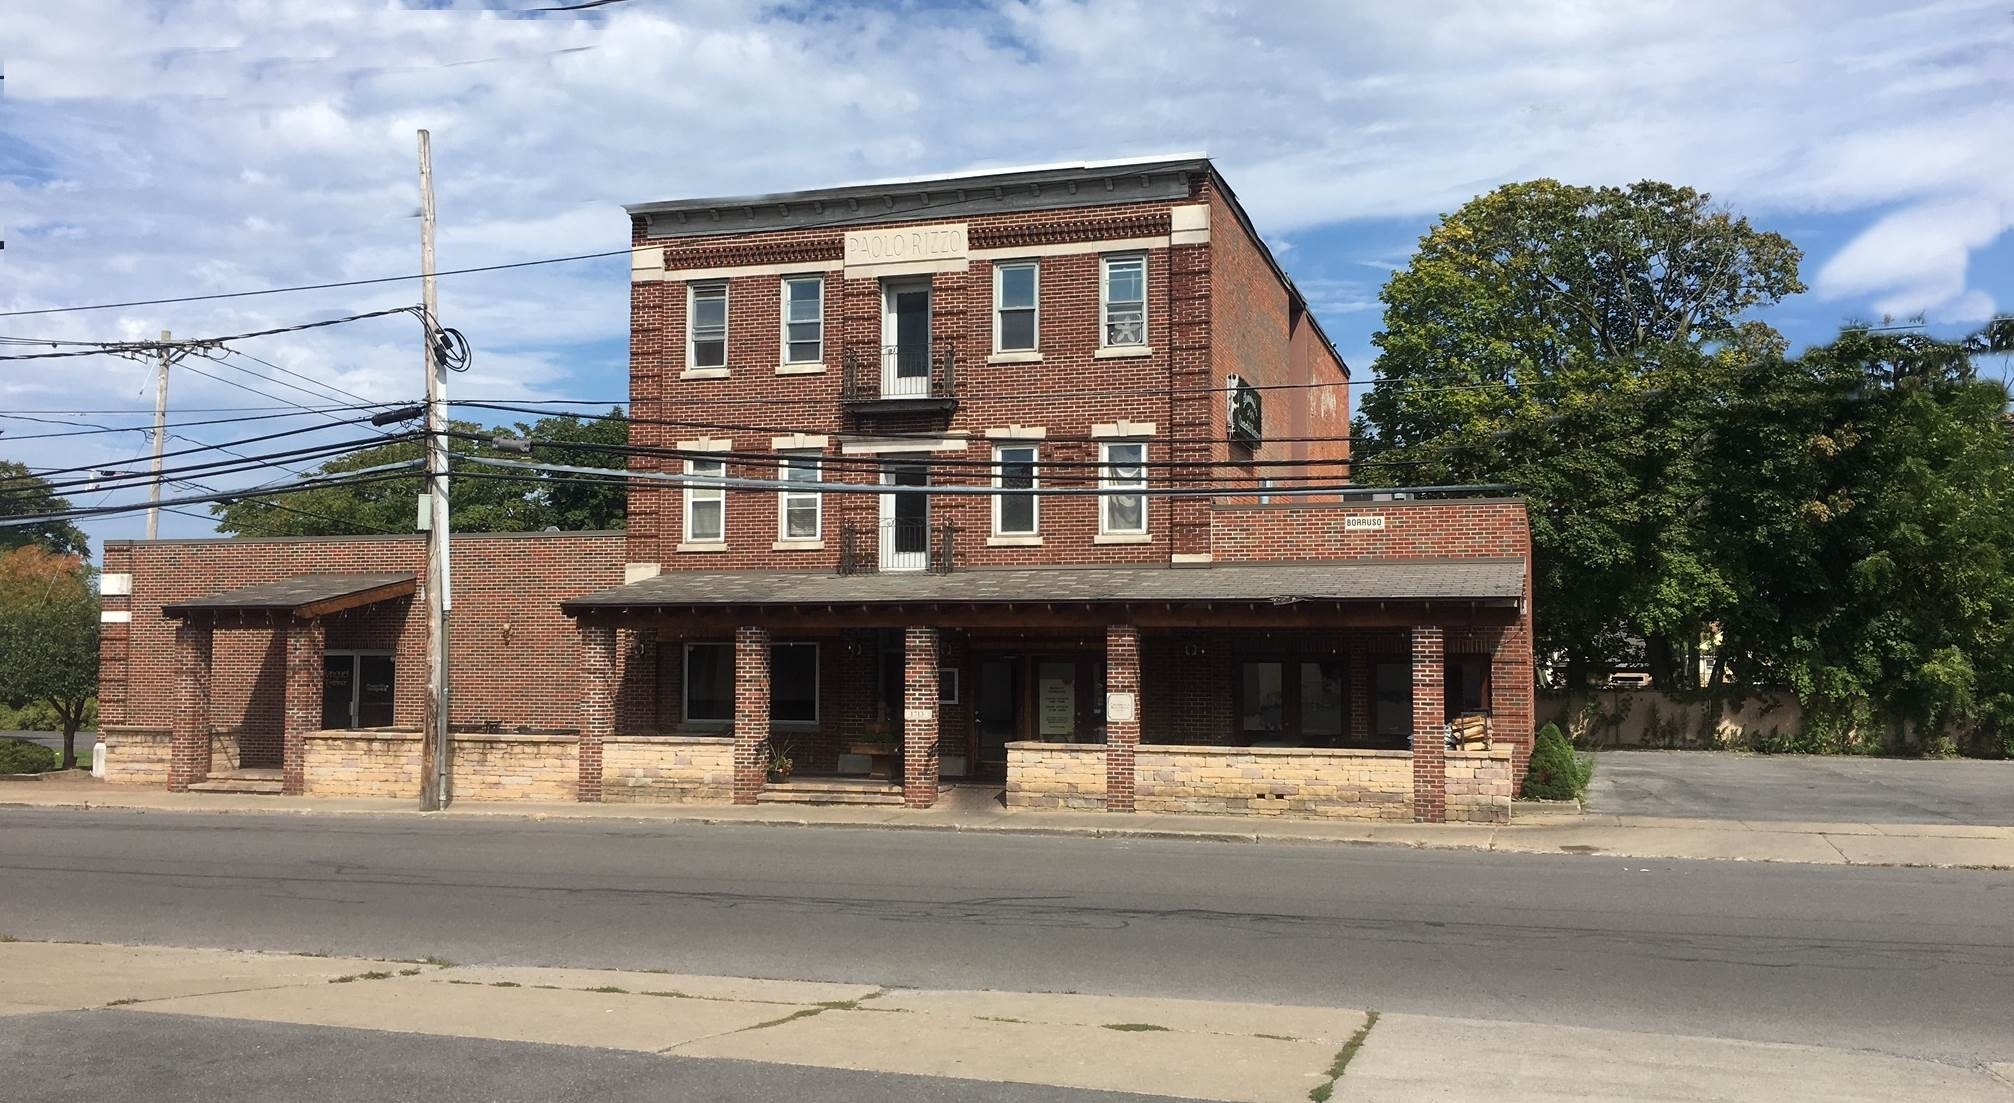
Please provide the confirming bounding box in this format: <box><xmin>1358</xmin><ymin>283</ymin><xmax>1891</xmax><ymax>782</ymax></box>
<box><xmin>448</xmin><ymin>734</ymin><xmax>580</xmax><ymax>802</ymax></box>
<box><xmin>1445</xmin><ymin>746</ymin><xmax>1513</xmax><ymax>824</ymax></box>
<box><xmin>98</xmin><ymin>726</ymin><xmax>173</xmax><ymax>787</ymax></box>
<box><xmin>301</xmin><ymin>730</ymin><xmax>424</xmax><ymax>798</ymax></box>
<box><xmin>1005</xmin><ymin>742</ymin><xmax>1108</xmax><ymax>810</ymax></box>
<box><xmin>1135</xmin><ymin>745</ymin><xmax>1414</xmax><ymax>820</ymax></box>
<box><xmin>601</xmin><ymin>735</ymin><xmax>735</xmax><ymax>803</ymax></box>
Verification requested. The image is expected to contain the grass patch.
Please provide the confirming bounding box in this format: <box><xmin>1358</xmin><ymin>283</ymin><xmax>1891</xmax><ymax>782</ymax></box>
<box><xmin>489</xmin><ymin>981</ymin><xmax>521</xmax><ymax>988</ymax></box>
<box><xmin>332</xmin><ymin>971</ymin><xmax>395</xmax><ymax>984</ymax></box>
<box><xmin>587</xmin><ymin>985</ymin><xmax>628</xmax><ymax>994</ymax></box>
<box><xmin>1101</xmin><ymin>1022</ymin><xmax>1170</xmax><ymax>1032</ymax></box>
<box><xmin>1307</xmin><ymin>1011</ymin><xmax>1380</xmax><ymax>1102</ymax></box>
<box><xmin>643</xmin><ymin>990</ymin><xmax>692</xmax><ymax>999</ymax></box>
<box><xmin>1253</xmin><ymin>1033</ymin><xmax>1299</xmax><ymax>1041</ymax></box>
<box><xmin>0</xmin><ymin>933</ymin><xmax>15</xmax><ymax>943</ymax></box>
<box><xmin>446</xmin><ymin>979</ymin><xmax>478</xmax><ymax>985</ymax></box>
<box><xmin>976</xmin><ymin>1016</ymin><xmax>1028</xmax><ymax>1024</ymax></box>
<box><xmin>105</xmin><ymin>998</ymin><xmax>141</xmax><ymax>1007</ymax></box>
<box><xmin>815</xmin><ymin>999</ymin><xmax>861</xmax><ymax>1011</ymax></box>
<box><xmin>747</xmin><ymin>1006</ymin><xmax>826</xmax><ymax>1031</ymax></box>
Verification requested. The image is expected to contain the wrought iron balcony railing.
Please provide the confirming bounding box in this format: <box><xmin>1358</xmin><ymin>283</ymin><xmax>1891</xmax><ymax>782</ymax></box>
<box><xmin>837</xmin><ymin>520</ymin><xmax>957</xmax><ymax>575</ymax></box>
<box><xmin>840</xmin><ymin>343</ymin><xmax>957</xmax><ymax>410</ymax></box>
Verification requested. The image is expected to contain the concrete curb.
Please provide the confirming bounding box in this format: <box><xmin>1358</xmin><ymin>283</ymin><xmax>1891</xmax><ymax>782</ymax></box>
<box><xmin>5</xmin><ymin>794</ymin><xmax>2009</xmax><ymax>869</ymax></box>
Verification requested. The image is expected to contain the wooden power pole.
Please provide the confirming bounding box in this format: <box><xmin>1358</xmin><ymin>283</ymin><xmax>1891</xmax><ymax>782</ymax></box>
<box><xmin>418</xmin><ymin>129</ymin><xmax>454</xmax><ymax>811</ymax></box>
<box><xmin>145</xmin><ymin>330</ymin><xmax>171</xmax><ymax>539</ymax></box>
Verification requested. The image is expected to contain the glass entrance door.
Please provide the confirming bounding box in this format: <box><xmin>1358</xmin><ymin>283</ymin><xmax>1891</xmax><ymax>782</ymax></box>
<box><xmin>976</xmin><ymin>657</ymin><xmax>1018</xmax><ymax>772</ymax></box>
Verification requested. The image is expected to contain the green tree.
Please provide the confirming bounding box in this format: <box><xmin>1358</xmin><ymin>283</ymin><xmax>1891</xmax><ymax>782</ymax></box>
<box><xmin>1360</xmin><ymin>179</ymin><xmax>1805</xmax><ymax>687</ymax></box>
<box><xmin>214</xmin><ymin>410</ymin><xmax>629</xmax><ymax>536</ymax></box>
<box><xmin>0</xmin><ymin>546</ymin><xmax>99</xmax><ymax>768</ymax></box>
<box><xmin>0</xmin><ymin>461</ymin><xmax>90</xmax><ymax>557</ymax></box>
<box><xmin>1723</xmin><ymin>325</ymin><xmax>2014</xmax><ymax>750</ymax></box>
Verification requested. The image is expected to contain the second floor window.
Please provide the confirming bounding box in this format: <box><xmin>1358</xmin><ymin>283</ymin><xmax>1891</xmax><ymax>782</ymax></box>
<box><xmin>685</xmin><ymin>457</ymin><xmax>725</xmax><ymax>543</ymax></box>
<box><xmin>1101</xmin><ymin>255</ymin><xmax>1146</xmax><ymax>348</ymax></box>
<box><xmin>778</xmin><ymin>452</ymin><xmax>820</xmax><ymax>540</ymax></box>
<box><xmin>994</xmin><ymin>262</ymin><xmax>1038</xmax><ymax>352</ymax></box>
<box><xmin>782</xmin><ymin>276</ymin><xmax>822</xmax><ymax>364</ymax></box>
<box><xmin>689</xmin><ymin>283</ymin><xmax>727</xmax><ymax>368</ymax></box>
<box><xmin>1101</xmin><ymin>441</ymin><xmax>1147</xmax><ymax>534</ymax></box>
<box><xmin>994</xmin><ymin>445</ymin><xmax>1038</xmax><ymax>535</ymax></box>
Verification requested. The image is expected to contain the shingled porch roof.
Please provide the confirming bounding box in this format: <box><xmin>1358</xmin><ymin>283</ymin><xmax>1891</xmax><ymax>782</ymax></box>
<box><xmin>561</xmin><ymin>558</ymin><xmax>1526</xmax><ymax>619</ymax></box>
<box><xmin>161</xmin><ymin>572</ymin><xmax>416</xmax><ymax>620</ymax></box>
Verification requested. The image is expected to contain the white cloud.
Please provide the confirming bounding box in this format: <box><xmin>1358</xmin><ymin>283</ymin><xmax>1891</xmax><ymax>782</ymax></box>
<box><xmin>1</xmin><ymin>0</ymin><xmax>2009</xmax><ymax>546</ymax></box>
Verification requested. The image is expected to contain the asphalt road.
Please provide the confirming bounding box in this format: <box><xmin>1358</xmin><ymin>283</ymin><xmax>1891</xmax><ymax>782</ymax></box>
<box><xmin>1587</xmin><ymin>750</ymin><xmax>2014</xmax><ymax>824</ymax></box>
<box><xmin>0</xmin><ymin>1010</ymin><xmax>1196</xmax><ymax>1103</ymax></box>
<box><xmin>1</xmin><ymin>809</ymin><xmax>2009</xmax><ymax>1066</ymax></box>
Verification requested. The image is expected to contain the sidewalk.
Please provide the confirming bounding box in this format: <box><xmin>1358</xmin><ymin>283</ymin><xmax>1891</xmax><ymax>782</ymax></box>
<box><xmin>6</xmin><ymin>773</ymin><xmax>2012</xmax><ymax>869</ymax></box>
<box><xmin>3</xmin><ymin>941</ymin><xmax>2009</xmax><ymax>1102</ymax></box>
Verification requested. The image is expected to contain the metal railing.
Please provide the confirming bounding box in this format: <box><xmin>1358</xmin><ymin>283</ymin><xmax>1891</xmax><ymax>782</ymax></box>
<box><xmin>840</xmin><ymin>343</ymin><xmax>957</xmax><ymax>404</ymax></box>
<box><xmin>838</xmin><ymin>520</ymin><xmax>957</xmax><ymax>575</ymax></box>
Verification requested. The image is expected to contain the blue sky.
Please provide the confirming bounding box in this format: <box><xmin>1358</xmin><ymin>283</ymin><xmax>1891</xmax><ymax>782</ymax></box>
<box><xmin>2</xmin><ymin>0</ymin><xmax>2010</xmax><ymax>556</ymax></box>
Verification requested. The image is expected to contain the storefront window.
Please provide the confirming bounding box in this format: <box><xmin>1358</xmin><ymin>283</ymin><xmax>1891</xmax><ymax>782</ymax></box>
<box><xmin>1239</xmin><ymin>659</ymin><xmax>1344</xmax><ymax>746</ymax></box>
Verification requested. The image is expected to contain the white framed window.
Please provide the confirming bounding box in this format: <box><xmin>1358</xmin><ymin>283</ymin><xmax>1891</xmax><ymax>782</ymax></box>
<box><xmin>777</xmin><ymin>451</ymin><xmax>821</xmax><ymax>541</ymax></box>
<box><xmin>992</xmin><ymin>444</ymin><xmax>1038</xmax><ymax>536</ymax></box>
<box><xmin>1100</xmin><ymin>441</ymin><xmax>1147</xmax><ymax>534</ymax></box>
<box><xmin>683</xmin><ymin>641</ymin><xmax>819</xmax><ymax>725</ymax></box>
<box><xmin>1100</xmin><ymin>255</ymin><xmax>1146</xmax><ymax>348</ymax></box>
<box><xmin>781</xmin><ymin>276</ymin><xmax>822</xmax><ymax>364</ymax></box>
<box><xmin>684</xmin><ymin>457</ymin><xmax>726</xmax><ymax>543</ymax></box>
<box><xmin>688</xmin><ymin>283</ymin><xmax>728</xmax><ymax>368</ymax></box>
<box><xmin>993</xmin><ymin>261</ymin><xmax>1038</xmax><ymax>352</ymax></box>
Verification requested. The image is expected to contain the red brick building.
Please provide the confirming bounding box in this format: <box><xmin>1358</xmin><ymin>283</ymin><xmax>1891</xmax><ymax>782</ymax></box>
<box><xmin>96</xmin><ymin>156</ymin><xmax>1533</xmax><ymax>822</ymax></box>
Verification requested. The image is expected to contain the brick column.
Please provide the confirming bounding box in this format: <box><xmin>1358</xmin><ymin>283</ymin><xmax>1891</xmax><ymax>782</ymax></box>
<box><xmin>733</xmin><ymin>626</ymin><xmax>770</xmax><ymax>804</ymax></box>
<box><xmin>281</xmin><ymin>617</ymin><xmax>326</xmax><ymax>796</ymax></box>
<box><xmin>615</xmin><ymin>630</ymin><xmax>659</xmax><ymax>735</ymax></box>
<box><xmin>1411</xmin><ymin>624</ymin><xmax>1446</xmax><ymax>823</ymax></box>
<box><xmin>902</xmin><ymin>626</ymin><xmax>939</xmax><ymax>808</ymax></box>
<box><xmin>579</xmin><ymin>624</ymin><xmax>617</xmax><ymax>803</ymax></box>
<box><xmin>1104</xmin><ymin>624</ymin><xmax>1141</xmax><ymax>812</ymax></box>
<box><xmin>168</xmin><ymin>620</ymin><xmax>213</xmax><ymax>792</ymax></box>
<box><xmin>1489</xmin><ymin>623</ymin><xmax>1536</xmax><ymax>786</ymax></box>
<box><xmin>1348</xmin><ymin>648</ymin><xmax>1372</xmax><ymax>744</ymax></box>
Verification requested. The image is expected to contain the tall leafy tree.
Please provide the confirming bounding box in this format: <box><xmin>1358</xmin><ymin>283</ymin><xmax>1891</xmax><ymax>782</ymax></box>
<box><xmin>1360</xmin><ymin>179</ymin><xmax>1805</xmax><ymax>687</ymax></box>
<box><xmin>214</xmin><ymin>410</ymin><xmax>629</xmax><ymax>537</ymax></box>
<box><xmin>0</xmin><ymin>546</ymin><xmax>99</xmax><ymax>767</ymax></box>
<box><xmin>0</xmin><ymin>461</ymin><xmax>90</xmax><ymax>557</ymax></box>
<box><xmin>1720</xmin><ymin>326</ymin><xmax>2014</xmax><ymax>749</ymax></box>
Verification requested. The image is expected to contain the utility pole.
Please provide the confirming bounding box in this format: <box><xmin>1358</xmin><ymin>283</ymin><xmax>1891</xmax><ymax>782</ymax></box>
<box><xmin>146</xmin><ymin>330</ymin><xmax>171</xmax><ymax>539</ymax></box>
<box><xmin>418</xmin><ymin>129</ymin><xmax>454</xmax><ymax>811</ymax></box>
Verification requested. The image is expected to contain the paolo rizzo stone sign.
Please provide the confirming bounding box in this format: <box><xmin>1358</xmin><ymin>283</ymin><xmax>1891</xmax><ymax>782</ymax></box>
<box><xmin>844</xmin><ymin>222</ymin><xmax>969</xmax><ymax>272</ymax></box>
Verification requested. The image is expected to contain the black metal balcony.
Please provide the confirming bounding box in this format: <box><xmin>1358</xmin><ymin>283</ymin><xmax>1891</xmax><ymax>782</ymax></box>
<box><xmin>837</xmin><ymin>520</ymin><xmax>957</xmax><ymax>576</ymax></box>
<box><xmin>840</xmin><ymin>344</ymin><xmax>957</xmax><ymax>415</ymax></box>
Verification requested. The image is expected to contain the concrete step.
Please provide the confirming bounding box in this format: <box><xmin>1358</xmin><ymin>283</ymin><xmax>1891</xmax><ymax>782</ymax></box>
<box><xmin>188</xmin><ymin>776</ymin><xmax>284</xmax><ymax>794</ymax></box>
<box><xmin>760</xmin><ymin>782</ymin><xmax>904</xmax><ymax>807</ymax></box>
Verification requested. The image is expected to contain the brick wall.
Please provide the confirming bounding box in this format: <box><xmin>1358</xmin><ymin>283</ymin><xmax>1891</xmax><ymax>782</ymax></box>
<box><xmin>1210</xmin><ymin>499</ymin><xmax>1531</xmax><ymax>562</ymax></box>
<box><xmin>449</xmin><ymin>734</ymin><xmax>578</xmax><ymax>802</ymax></box>
<box><xmin>1446</xmin><ymin>747</ymin><xmax>1513</xmax><ymax>824</ymax></box>
<box><xmin>1004</xmin><ymin>742</ymin><xmax>1107</xmax><ymax>810</ymax></box>
<box><xmin>98</xmin><ymin>532</ymin><xmax>630</xmax><ymax>737</ymax></box>
<box><xmin>302</xmin><ymin>730</ymin><xmax>423</xmax><ymax>798</ymax></box>
<box><xmin>1135</xmin><ymin>745</ymin><xmax>1412</xmax><ymax>820</ymax></box>
<box><xmin>601</xmin><ymin>735</ymin><xmax>734</xmax><ymax>803</ymax></box>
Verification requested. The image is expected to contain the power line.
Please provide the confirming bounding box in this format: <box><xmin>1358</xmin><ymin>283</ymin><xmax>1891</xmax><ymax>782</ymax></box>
<box><xmin>0</xmin><ymin>307</ymin><xmax>419</xmax><ymax>358</ymax></box>
<box><xmin>0</xmin><ymin>403</ymin><xmax>399</xmax><ymax>441</ymax></box>
<box><xmin>1</xmin><ymin>415</ymin><xmax>406</xmax><ymax>485</ymax></box>
<box><xmin>9</xmin><ymin>432</ymin><xmax>418</xmax><ymax>498</ymax></box>
<box><xmin>0</xmin><ymin>463</ymin><xmax>425</xmax><ymax>527</ymax></box>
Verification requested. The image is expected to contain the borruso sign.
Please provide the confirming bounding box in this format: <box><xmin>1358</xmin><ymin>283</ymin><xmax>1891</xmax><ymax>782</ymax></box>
<box><xmin>844</xmin><ymin>222</ymin><xmax>969</xmax><ymax>268</ymax></box>
<box><xmin>1343</xmin><ymin>514</ymin><xmax>1387</xmax><ymax>532</ymax></box>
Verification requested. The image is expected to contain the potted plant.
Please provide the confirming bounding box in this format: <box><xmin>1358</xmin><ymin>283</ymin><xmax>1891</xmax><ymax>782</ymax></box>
<box><xmin>764</xmin><ymin>739</ymin><xmax>796</xmax><ymax>783</ymax></box>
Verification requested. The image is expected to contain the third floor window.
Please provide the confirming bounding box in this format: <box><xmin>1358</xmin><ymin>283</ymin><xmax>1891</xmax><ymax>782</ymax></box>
<box><xmin>994</xmin><ymin>261</ymin><xmax>1038</xmax><ymax>352</ymax></box>
<box><xmin>782</xmin><ymin>276</ymin><xmax>823</xmax><ymax>364</ymax></box>
<box><xmin>1101</xmin><ymin>255</ymin><xmax>1146</xmax><ymax>348</ymax></box>
<box><xmin>689</xmin><ymin>283</ymin><xmax>727</xmax><ymax>368</ymax></box>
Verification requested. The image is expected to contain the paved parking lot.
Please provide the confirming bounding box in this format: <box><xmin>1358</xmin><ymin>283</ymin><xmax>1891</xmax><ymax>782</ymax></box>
<box><xmin>1587</xmin><ymin>750</ymin><xmax>2014</xmax><ymax>825</ymax></box>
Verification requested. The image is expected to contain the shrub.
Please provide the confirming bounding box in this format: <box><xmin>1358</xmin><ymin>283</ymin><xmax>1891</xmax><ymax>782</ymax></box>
<box><xmin>0</xmin><ymin>738</ymin><xmax>57</xmax><ymax>775</ymax></box>
<box><xmin>1521</xmin><ymin>723</ymin><xmax>1588</xmax><ymax>801</ymax></box>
